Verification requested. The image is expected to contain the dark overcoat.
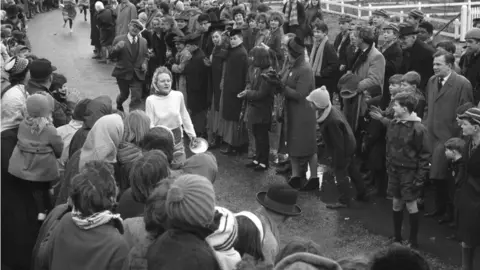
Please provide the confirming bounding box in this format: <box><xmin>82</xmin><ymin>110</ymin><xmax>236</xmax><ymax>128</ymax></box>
<box><xmin>283</xmin><ymin>57</ymin><xmax>317</xmax><ymax>157</ymax></box>
<box><xmin>425</xmin><ymin>72</ymin><xmax>473</xmax><ymax>180</ymax></box>
<box><xmin>211</xmin><ymin>46</ymin><xmax>227</xmax><ymax>111</ymax></box>
<box><xmin>185</xmin><ymin>47</ymin><xmax>209</xmax><ymax>113</ymax></box>
<box><xmin>400</xmin><ymin>39</ymin><xmax>435</xmax><ymax>90</ymax></box>
<box><xmin>221</xmin><ymin>44</ymin><xmax>248</xmax><ymax>121</ymax></box>
<box><xmin>110</xmin><ymin>34</ymin><xmax>148</xmax><ymax>81</ymax></box>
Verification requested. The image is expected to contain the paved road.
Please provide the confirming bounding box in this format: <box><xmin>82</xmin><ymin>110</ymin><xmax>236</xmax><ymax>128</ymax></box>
<box><xmin>27</xmin><ymin>9</ymin><xmax>475</xmax><ymax>268</ymax></box>
<box><xmin>29</xmin><ymin>10</ymin><xmax>119</xmax><ymax>103</ymax></box>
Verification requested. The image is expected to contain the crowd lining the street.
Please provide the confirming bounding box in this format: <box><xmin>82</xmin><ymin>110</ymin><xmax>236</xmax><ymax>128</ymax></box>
<box><xmin>1</xmin><ymin>0</ymin><xmax>480</xmax><ymax>269</ymax></box>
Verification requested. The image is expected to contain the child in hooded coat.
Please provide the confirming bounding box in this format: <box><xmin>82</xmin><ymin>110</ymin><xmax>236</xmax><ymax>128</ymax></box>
<box><xmin>9</xmin><ymin>92</ymin><xmax>64</xmax><ymax>220</ymax></box>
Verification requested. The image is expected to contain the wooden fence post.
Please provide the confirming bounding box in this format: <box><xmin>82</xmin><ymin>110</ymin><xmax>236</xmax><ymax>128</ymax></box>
<box><xmin>326</xmin><ymin>0</ymin><xmax>330</xmax><ymax>11</ymax></box>
<box><xmin>341</xmin><ymin>0</ymin><xmax>345</xmax><ymax>14</ymax></box>
<box><xmin>400</xmin><ymin>10</ymin><xmax>404</xmax><ymax>22</ymax></box>
<box><xmin>461</xmin><ymin>5</ymin><xmax>468</xmax><ymax>41</ymax></box>
<box><xmin>358</xmin><ymin>4</ymin><xmax>361</xmax><ymax>18</ymax></box>
<box><xmin>454</xmin><ymin>18</ymin><xmax>461</xmax><ymax>39</ymax></box>
<box><xmin>368</xmin><ymin>3</ymin><xmax>372</xmax><ymax>17</ymax></box>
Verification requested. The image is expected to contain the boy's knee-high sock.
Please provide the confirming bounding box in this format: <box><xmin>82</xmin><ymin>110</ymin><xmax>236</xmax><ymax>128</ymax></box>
<box><xmin>393</xmin><ymin>210</ymin><xmax>403</xmax><ymax>241</ymax></box>
<box><xmin>409</xmin><ymin>212</ymin><xmax>419</xmax><ymax>245</ymax></box>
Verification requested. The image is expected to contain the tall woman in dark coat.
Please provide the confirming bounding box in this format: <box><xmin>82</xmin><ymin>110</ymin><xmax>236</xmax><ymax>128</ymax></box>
<box><xmin>238</xmin><ymin>46</ymin><xmax>274</xmax><ymax>171</ymax></box>
<box><xmin>282</xmin><ymin>37</ymin><xmax>318</xmax><ymax>181</ymax></box>
<box><xmin>207</xmin><ymin>30</ymin><xmax>228</xmax><ymax>147</ymax></box>
<box><xmin>219</xmin><ymin>29</ymin><xmax>249</xmax><ymax>155</ymax></box>
<box><xmin>457</xmin><ymin>108</ymin><xmax>480</xmax><ymax>270</ymax></box>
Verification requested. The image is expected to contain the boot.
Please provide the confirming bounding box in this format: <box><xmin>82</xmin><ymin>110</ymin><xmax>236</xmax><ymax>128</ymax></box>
<box><xmin>462</xmin><ymin>246</ymin><xmax>475</xmax><ymax>270</ymax></box>
<box><xmin>408</xmin><ymin>212</ymin><xmax>419</xmax><ymax>248</ymax></box>
<box><xmin>288</xmin><ymin>176</ymin><xmax>306</xmax><ymax>190</ymax></box>
<box><xmin>393</xmin><ymin>210</ymin><xmax>403</xmax><ymax>242</ymax></box>
<box><xmin>300</xmin><ymin>177</ymin><xmax>319</xmax><ymax>191</ymax></box>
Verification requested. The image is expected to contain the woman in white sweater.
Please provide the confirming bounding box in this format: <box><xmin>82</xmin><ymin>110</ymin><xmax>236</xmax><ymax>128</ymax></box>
<box><xmin>146</xmin><ymin>66</ymin><xmax>196</xmax><ymax>168</ymax></box>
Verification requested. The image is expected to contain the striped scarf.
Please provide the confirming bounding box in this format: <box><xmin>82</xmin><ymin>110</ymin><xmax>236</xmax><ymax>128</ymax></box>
<box><xmin>285</xmin><ymin>1</ymin><xmax>299</xmax><ymax>26</ymax></box>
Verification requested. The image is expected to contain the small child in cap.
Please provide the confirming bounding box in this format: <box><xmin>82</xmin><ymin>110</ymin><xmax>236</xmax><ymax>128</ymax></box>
<box><xmin>9</xmin><ymin>92</ymin><xmax>64</xmax><ymax>221</ymax></box>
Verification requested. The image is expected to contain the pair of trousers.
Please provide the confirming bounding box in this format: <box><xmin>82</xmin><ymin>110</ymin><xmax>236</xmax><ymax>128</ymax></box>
<box><xmin>433</xmin><ymin>179</ymin><xmax>449</xmax><ymax>213</ymax></box>
<box><xmin>252</xmin><ymin>123</ymin><xmax>270</xmax><ymax>166</ymax></box>
<box><xmin>116</xmin><ymin>77</ymin><xmax>144</xmax><ymax>111</ymax></box>
<box><xmin>334</xmin><ymin>158</ymin><xmax>365</xmax><ymax>204</ymax></box>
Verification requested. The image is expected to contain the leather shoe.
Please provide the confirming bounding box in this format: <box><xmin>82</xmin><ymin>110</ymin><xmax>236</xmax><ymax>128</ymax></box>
<box><xmin>300</xmin><ymin>178</ymin><xmax>319</xmax><ymax>191</ymax></box>
<box><xmin>424</xmin><ymin>209</ymin><xmax>445</xmax><ymax>218</ymax></box>
<box><xmin>288</xmin><ymin>176</ymin><xmax>305</xmax><ymax>190</ymax></box>
<box><xmin>276</xmin><ymin>163</ymin><xmax>292</xmax><ymax>174</ymax></box>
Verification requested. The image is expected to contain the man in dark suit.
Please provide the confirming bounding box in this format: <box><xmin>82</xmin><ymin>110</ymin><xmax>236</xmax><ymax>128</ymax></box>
<box><xmin>398</xmin><ymin>22</ymin><xmax>435</xmax><ymax>91</ymax></box>
<box><xmin>110</xmin><ymin>19</ymin><xmax>148</xmax><ymax>111</ymax></box>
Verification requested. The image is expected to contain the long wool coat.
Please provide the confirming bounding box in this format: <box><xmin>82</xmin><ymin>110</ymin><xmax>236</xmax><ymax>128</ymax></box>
<box><xmin>221</xmin><ymin>44</ymin><xmax>249</xmax><ymax>121</ymax></box>
<box><xmin>283</xmin><ymin>57</ymin><xmax>317</xmax><ymax>157</ymax></box>
<box><xmin>425</xmin><ymin>72</ymin><xmax>473</xmax><ymax>180</ymax></box>
<box><xmin>115</xmin><ymin>1</ymin><xmax>138</xmax><ymax>37</ymax></box>
<box><xmin>343</xmin><ymin>45</ymin><xmax>385</xmax><ymax>132</ymax></box>
<box><xmin>185</xmin><ymin>47</ymin><xmax>209</xmax><ymax>113</ymax></box>
<box><xmin>400</xmin><ymin>39</ymin><xmax>435</xmax><ymax>90</ymax></box>
<box><xmin>211</xmin><ymin>46</ymin><xmax>227</xmax><ymax>112</ymax></box>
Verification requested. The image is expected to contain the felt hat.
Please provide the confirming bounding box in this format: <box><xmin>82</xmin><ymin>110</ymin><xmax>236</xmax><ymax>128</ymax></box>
<box><xmin>339</xmin><ymin>15</ymin><xmax>352</xmax><ymax>23</ymax></box>
<box><xmin>287</xmin><ymin>37</ymin><xmax>305</xmax><ymax>56</ymax></box>
<box><xmin>229</xmin><ymin>28</ymin><xmax>242</xmax><ymax>37</ymax></box>
<box><xmin>372</xmin><ymin>9</ymin><xmax>389</xmax><ymax>18</ymax></box>
<box><xmin>419</xmin><ymin>21</ymin><xmax>434</xmax><ymax>34</ymax></box>
<box><xmin>458</xmin><ymin>107</ymin><xmax>480</xmax><ymax>125</ymax></box>
<box><xmin>11</xmin><ymin>30</ymin><xmax>25</xmax><ymax>41</ymax></box>
<box><xmin>29</xmin><ymin>58</ymin><xmax>57</xmax><ymax>80</ymax></box>
<box><xmin>4</xmin><ymin>56</ymin><xmax>29</xmax><ymax>75</ymax></box>
<box><xmin>383</xmin><ymin>23</ymin><xmax>399</xmax><ymax>32</ymax></box>
<box><xmin>465</xmin><ymin>28</ymin><xmax>480</xmax><ymax>40</ymax></box>
<box><xmin>26</xmin><ymin>93</ymin><xmax>54</xmax><ymax>118</ymax></box>
<box><xmin>130</xmin><ymin>19</ymin><xmax>145</xmax><ymax>31</ymax></box>
<box><xmin>72</xmin><ymin>98</ymin><xmax>92</xmax><ymax>121</ymax></box>
<box><xmin>338</xmin><ymin>73</ymin><xmax>362</xmax><ymax>99</ymax></box>
<box><xmin>256</xmin><ymin>184</ymin><xmax>301</xmax><ymax>216</ymax></box>
<box><xmin>398</xmin><ymin>22</ymin><xmax>418</xmax><ymax>37</ymax></box>
<box><xmin>408</xmin><ymin>9</ymin><xmax>424</xmax><ymax>20</ymax></box>
<box><xmin>306</xmin><ymin>86</ymin><xmax>330</xmax><ymax>109</ymax></box>
<box><xmin>206</xmin><ymin>207</ymin><xmax>238</xmax><ymax>251</ymax></box>
<box><xmin>166</xmin><ymin>174</ymin><xmax>216</xmax><ymax>228</ymax></box>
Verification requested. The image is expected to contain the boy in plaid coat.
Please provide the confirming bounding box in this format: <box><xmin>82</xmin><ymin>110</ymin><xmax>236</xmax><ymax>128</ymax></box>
<box><xmin>370</xmin><ymin>92</ymin><xmax>431</xmax><ymax>248</ymax></box>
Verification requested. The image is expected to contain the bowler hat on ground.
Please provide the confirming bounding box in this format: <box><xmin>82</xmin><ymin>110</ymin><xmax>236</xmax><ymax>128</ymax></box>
<box><xmin>256</xmin><ymin>184</ymin><xmax>302</xmax><ymax>216</ymax></box>
<box><xmin>398</xmin><ymin>22</ymin><xmax>418</xmax><ymax>37</ymax></box>
<box><xmin>29</xmin><ymin>58</ymin><xmax>57</xmax><ymax>80</ymax></box>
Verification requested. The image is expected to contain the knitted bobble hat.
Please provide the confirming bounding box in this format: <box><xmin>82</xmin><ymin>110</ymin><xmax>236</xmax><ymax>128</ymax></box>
<box><xmin>206</xmin><ymin>207</ymin><xmax>238</xmax><ymax>251</ymax></box>
<box><xmin>166</xmin><ymin>174</ymin><xmax>216</xmax><ymax>228</ymax></box>
<box><xmin>26</xmin><ymin>93</ymin><xmax>54</xmax><ymax>118</ymax></box>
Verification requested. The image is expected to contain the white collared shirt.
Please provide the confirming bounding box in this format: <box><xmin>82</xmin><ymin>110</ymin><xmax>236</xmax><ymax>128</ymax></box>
<box><xmin>440</xmin><ymin>72</ymin><xmax>452</xmax><ymax>86</ymax></box>
<box><xmin>127</xmin><ymin>33</ymin><xmax>138</xmax><ymax>44</ymax></box>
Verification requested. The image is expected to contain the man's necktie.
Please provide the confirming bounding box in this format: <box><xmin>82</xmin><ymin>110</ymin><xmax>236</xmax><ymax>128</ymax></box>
<box><xmin>437</xmin><ymin>77</ymin><xmax>443</xmax><ymax>92</ymax></box>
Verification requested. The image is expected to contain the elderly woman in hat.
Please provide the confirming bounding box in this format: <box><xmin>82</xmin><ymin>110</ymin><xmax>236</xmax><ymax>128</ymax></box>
<box><xmin>456</xmin><ymin>107</ymin><xmax>480</xmax><ymax>270</ymax></box>
<box><xmin>280</xmin><ymin>36</ymin><xmax>318</xmax><ymax>186</ymax></box>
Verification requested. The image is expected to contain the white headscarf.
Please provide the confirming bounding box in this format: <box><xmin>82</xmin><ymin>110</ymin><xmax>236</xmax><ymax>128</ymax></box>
<box><xmin>79</xmin><ymin>114</ymin><xmax>124</xmax><ymax>170</ymax></box>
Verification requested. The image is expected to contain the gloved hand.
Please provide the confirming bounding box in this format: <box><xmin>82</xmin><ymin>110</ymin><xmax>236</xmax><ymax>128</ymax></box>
<box><xmin>261</xmin><ymin>69</ymin><xmax>284</xmax><ymax>93</ymax></box>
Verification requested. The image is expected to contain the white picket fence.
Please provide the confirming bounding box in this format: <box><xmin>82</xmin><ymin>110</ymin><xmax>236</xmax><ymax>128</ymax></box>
<box><xmin>317</xmin><ymin>0</ymin><xmax>480</xmax><ymax>41</ymax></box>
